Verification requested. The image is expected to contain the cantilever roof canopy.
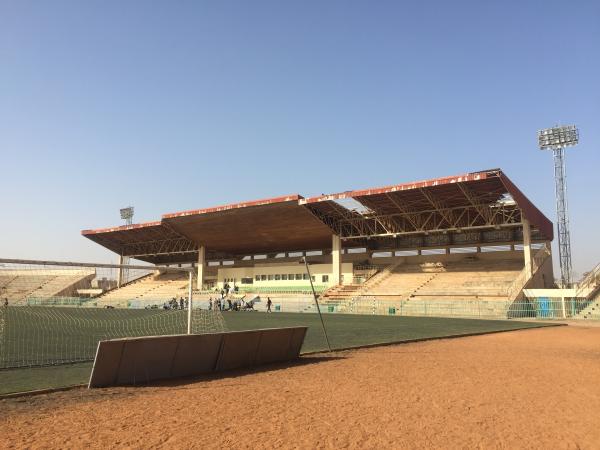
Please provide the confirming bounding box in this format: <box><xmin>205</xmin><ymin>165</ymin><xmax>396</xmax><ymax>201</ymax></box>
<box><xmin>82</xmin><ymin>195</ymin><xmax>335</xmax><ymax>264</ymax></box>
<box><xmin>162</xmin><ymin>195</ymin><xmax>334</xmax><ymax>255</ymax></box>
<box><xmin>82</xmin><ymin>169</ymin><xmax>553</xmax><ymax>264</ymax></box>
<box><xmin>300</xmin><ymin>169</ymin><xmax>553</xmax><ymax>240</ymax></box>
<box><xmin>81</xmin><ymin>221</ymin><xmax>200</xmax><ymax>264</ymax></box>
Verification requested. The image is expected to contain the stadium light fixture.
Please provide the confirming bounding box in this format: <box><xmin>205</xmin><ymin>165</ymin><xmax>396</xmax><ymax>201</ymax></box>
<box><xmin>120</xmin><ymin>206</ymin><xmax>135</xmax><ymax>225</ymax></box>
<box><xmin>538</xmin><ymin>125</ymin><xmax>579</xmax><ymax>150</ymax></box>
<box><xmin>119</xmin><ymin>206</ymin><xmax>135</xmax><ymax>284</ymax></box>
<box><xmin>537</xmin><ymin>124</ymin><xmax>579</xmax><ymax>288</ymax></box>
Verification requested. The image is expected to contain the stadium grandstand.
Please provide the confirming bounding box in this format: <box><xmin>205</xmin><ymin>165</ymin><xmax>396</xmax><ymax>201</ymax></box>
<box><xmin>76</xmin><ymin>168</ymin><xmax>563</xmax><ymax>317</ymax></box>
<box><xmin>0</xmin><ymin>268</ymin><xmax>96</xmax><ymax>305</ymax></box>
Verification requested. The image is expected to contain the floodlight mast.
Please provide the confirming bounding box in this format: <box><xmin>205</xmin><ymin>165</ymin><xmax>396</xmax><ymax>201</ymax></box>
<box><xmin>120</xmin><ymin>206</ymin><xmax>134</xmax><ymax>226</ymax></box>
<box><xmin>119</xmin><ymin>206</ymin><xmax>135</xmax><ymax>283</ymax></box>
<box><xmin>537</xmin><ymin>125</ymin><xmax>579</xmax><ymax>288</ymax></box>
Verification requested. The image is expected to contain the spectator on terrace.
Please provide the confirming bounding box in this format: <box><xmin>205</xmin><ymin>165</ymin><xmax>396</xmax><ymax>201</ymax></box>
<box><xmin>209</xmin><ymin>298</ymin><xmax>213</xmax><ymax>310</ymax></box>
<box><xmin>179</xmin><ymin>297</ymin><xmax>184</xmax><ymax>310</ymax></box>
<box><xmin>3</xmin><ymin>298</ymin><xmax>8</xmax><ymax>307</ymax></box>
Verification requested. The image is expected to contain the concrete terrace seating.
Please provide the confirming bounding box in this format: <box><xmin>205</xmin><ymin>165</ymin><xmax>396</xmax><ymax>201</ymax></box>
<box><xmin>0</xmin><ymin>270</ymin><xmax>95</xmax><ymax>305</ymax></box>
<box><xmin>344</xmin><ymin>262</ymin><xmax>442</xmax><ymax>299</ymax></box>
<box><xmin>342</xmin><ymin>259</ymin><xmax>523</xmax><ymax>302</ymax></box>
<box><xmin>96</xmin><ymin>272</ymin><xmax>190</xmax><ymax>307</ymax></box>
<box><xmin>408</xmin><ymin>260</ymin><xmax>522</xmax><ymax>301</ymax></box>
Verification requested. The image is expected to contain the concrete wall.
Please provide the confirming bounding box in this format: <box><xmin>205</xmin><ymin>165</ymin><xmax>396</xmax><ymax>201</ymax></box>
<box><xmin>217</xmin><ymin>262</ymin><xmax>353</xmax><ymax>288</ymax></box>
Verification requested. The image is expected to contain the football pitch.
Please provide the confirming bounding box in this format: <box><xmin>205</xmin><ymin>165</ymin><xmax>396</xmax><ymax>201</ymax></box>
<box><xmin>0</xmin><ymin>310</ymin><xmax>554</xmax><ymax>395</ymax></box>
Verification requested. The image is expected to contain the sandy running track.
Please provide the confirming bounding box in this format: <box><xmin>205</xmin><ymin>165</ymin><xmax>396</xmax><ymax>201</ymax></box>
<box><xmin>2</xmin><ymin>325</ymin><xmax>600</xmax><ymax>449</ymax></box>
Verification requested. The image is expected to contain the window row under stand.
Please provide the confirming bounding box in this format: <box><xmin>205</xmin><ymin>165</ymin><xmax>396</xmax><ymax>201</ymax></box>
<box><xmin>223</xmin><ymin>274</ymin><xmax>330</xmax><ymax>285</ymax></box>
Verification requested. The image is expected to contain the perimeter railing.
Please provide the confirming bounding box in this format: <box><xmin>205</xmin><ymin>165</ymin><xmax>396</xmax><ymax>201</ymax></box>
<box><xmin>7</xmin><ymin>294</ymin><xmax>600</xmax><ymax>320</ymax></box>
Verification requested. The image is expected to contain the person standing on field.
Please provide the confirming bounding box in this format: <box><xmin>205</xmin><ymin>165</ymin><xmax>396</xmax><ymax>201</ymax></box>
<box><xmin>266</xmin><ymin>297</ymin><xmax>272</xmax><ymax>313</ymax></box>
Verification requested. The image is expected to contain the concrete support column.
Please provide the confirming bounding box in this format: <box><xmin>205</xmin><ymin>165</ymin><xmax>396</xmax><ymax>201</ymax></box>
<box><xmin>522</xmin><ymin>217</ymin><xmax>533</xmax><ymax>279</ymax></box>
<box><xmin>197</xmin><ymin>246</ymin><xmax>205</xmax><ymax>290</ymax></box>
<box><xmin>117</xmin><ymin>254</ymin><xmax>124</xmax><ymax>288</ymax></box>
<box><xmin>332</xmin><ymin>234</ymin><xmax>342</xmax><ymax>285</ymax></box>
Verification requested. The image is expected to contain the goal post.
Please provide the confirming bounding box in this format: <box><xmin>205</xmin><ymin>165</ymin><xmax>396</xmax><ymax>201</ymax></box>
<box><xmin>0</xmin><ymin>257</ymin><xmax>227</xmax><ymax>370</ymax></box>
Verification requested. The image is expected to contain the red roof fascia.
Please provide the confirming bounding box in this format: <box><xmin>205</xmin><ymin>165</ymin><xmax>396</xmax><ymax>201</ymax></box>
<box><xmin>300</xmin><ymin>170</ymin><xmax>494</xmax><ymax>204</ymax></box>
<box><xmin>81</xmin><ymin>221</ymin><xmax>163</xmax><ymax>236</ymax></box>
<box><xmin>162</xmin><ymin>194</ymin><xmax>303</xmax><ymax>219</ymax></box>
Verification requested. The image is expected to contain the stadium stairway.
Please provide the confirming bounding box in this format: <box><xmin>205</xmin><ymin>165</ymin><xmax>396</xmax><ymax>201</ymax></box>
<box><xmin>358</xmin><ymin>262</ymin><xmax>446</xmax><ymax>299</ymax></box>
<box><xmin>322</xmin><ymin>264</ymin><xmax>398</xmax><ymax>302</ymax></box>
<box><xmin>577</xmin><ymin>298</ymin><xmax>600</xmax><ymax>320</ymax></box>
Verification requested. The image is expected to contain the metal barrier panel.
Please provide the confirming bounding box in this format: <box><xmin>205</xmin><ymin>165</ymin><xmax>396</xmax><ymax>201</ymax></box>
<box><xmin>171</xmin><ymin>333</ymin><xmax>223</xmax><ymax>378</ymax></box>
<box><xmin>216</xmin><ymin>330</ymin><xmax>263</xmax><ymax>371</ymax></box>
<box><xmin>89</xmin><ymin>327</ymin><xmax>307</xmax><ymax>388</ymax></box>
<box><xmin>88</xmin><ymin>340</ymin><xmax>125</xmax><ymax>388</ymax></box>
<box><xmin>254</xmin><ymin>327</ymin><xmax>304</xmax><ymax>365</ymax></box>
<box><xmin>116</xmin><ymin>335</ymin><xmax>179</xmax><ymax>385</ymax></box>
<box><xmin>289</xmin><ymin>327</ymin><xmax>308</xmax><ymax>358</ymax></box>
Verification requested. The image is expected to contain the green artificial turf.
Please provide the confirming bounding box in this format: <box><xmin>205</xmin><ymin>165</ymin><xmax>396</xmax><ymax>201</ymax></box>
<box><xmin>0</xmin><ymin>309</ymin><xmax>554</xmax><ymax>395</ymax></box>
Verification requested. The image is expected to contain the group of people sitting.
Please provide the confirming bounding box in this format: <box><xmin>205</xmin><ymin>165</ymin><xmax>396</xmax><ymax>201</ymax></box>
<box><xmin>208</xmin><ymin>295</ymin><xmax>273</xmax><ymax>313</ymax></box>
<box><xmin>163</xmin><ymin>297</ymin><xmax>188</xmax><ymax>310</ymax></box>
<box><xmin>153</xmin><ymin>284</ymin><xmax>274</xmax><ymax>313</ymax></box>
<box><xmin>208</xmin><ymin>295</ymin><xmax>255</xmax><ymax>312</ymax></box>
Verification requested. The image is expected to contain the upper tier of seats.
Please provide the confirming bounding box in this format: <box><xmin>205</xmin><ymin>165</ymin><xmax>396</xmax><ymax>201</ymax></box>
<box><xmin>96</xmin><ymin>272</ymin><xmax>190</xmax><ymax>307</ymax></box>
<box><xmin>0</xmin><ymin>269</ymin><xmax>95</xmax><ymax>305</ymax></box>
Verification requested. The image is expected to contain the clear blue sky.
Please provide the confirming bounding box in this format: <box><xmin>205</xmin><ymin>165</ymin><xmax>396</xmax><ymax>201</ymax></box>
<box><xmin>1</xmin><ymin>0</ymin><xmax>598</xmax><ymax>277</ymax></box>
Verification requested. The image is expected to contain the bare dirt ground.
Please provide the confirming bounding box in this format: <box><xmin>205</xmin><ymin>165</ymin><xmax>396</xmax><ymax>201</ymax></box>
<box><xmin>2</xmin><ymin>325</ymin><xmax>600</xmax><ymax>449</ymax></box>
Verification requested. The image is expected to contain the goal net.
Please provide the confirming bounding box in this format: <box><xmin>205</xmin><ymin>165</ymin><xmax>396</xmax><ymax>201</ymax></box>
<box><xmin>0</xmin><ymin>258</ymin><xmax>227</xmax><ymax>369</ymax></box>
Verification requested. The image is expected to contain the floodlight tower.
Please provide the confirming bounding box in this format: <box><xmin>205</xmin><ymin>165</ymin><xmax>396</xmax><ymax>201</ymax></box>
<box><xmin>537</xmin><ymin>125</ymin><xmax>579</xmax><ymax>288</ymax></box>
<box><xmin>120</xmin><ymin>206</ymin><xmax>134</xmax><ymax>226</ymax></box>
<box><xmin>119</xmin><ymin>207</ymin><xmax>134</xmax><ymax>283</ymax></box>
